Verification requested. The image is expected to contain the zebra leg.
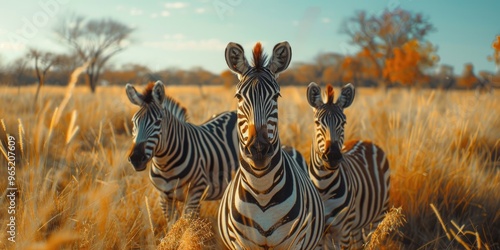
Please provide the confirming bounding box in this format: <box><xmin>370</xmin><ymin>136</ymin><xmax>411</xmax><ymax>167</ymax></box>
<box><xmin>182</xmin><ymin>191</ymin><xmax>202</xmax><ymax>219</ymax></box>
<box><xmin>362</xmin><ymin>222</ymin><xmax>378</xmax><ymax>243</ymax></box>
<box><xmin>348</xmin><ymin>230</ymin><xmax>364</xmax><ymax>249</ymax></box>
<box><xmin>159</xmin><ymin>194</ymin><xmax>179</xmax><ymax>229</ymax></box>
<box><xmin>316</xmin><ymin>234</ymin><xmax>336</xmax><ymax>250</ymax></box>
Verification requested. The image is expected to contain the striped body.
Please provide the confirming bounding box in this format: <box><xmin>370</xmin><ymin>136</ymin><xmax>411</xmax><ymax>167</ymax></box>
<box><xmin>310</xmin><ymin>141</ymin><xmax>390</xmax><ymax>248</ymax></box>
<box><xmin>306</xmin><ymin>82</ymin><xmax>390</xmax><ymax>249</ymax></box>
<box><xmin>218</xmin><ymin>42</ymin><xmax>324</xmax><ymax>249</ymax></box>
<box><xmin>126</xmin><ymin>81</ymin><xmax>239</xmax><ymax>223</ymax></box>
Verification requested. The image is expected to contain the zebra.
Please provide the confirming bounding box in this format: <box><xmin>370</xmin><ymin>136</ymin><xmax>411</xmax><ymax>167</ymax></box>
<box><xmin>125</xmin><ymin>80</ymin><xmax>239</xmax><ymax>226</ymax></box>
<box><xmin>306</xmin><ymin>82</ymin><xmax>390</xmax><ymax>249</ymax></box>
<box><xmin>218</xmin><ymin>42</ymin><xmax>325</xmax><ymax>249</ymax></box>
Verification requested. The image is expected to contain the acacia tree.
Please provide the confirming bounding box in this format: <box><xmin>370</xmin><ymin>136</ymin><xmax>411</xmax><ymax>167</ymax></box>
<box><xmin>54</xmin><ymin>15</ymin><xmax>134</xmax><ymax>92</ymax></box>
<box><xmin>28</xmin><ymin>48</ymin><xmax>59</xmax><ymax>106</ymax></box>
<box><xmin>341</xmin><ymin>8</ymin><xmax>436</xmax><ymax>86</ymax></box>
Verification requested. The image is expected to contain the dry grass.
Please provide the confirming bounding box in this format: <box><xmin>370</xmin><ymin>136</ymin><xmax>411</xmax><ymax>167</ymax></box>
<box><xmin>158</xmin><ymin>213</ymin><xmax>215</xmax><ymax>250</ymax></box>
<box><xmin>364</xmin><ymin>207</ymin><xmax>406</xmax><ymax>250</ymax></box>
<box><xmin>0</xmin><ymin>82</ymin><xmax>499</xmax><ymax>249</ymax></box>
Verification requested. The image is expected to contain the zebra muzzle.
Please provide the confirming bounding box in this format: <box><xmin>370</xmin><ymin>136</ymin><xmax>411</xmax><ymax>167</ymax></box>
<box><xmin>244</xmin><ymin>125</ymin><xmax>273</xmax><ymax>168</ymax></box>
<box><xmin>322</xmin><ymin>141</ymin><xmax>343</xmax><ymax>170</ymax></box>
<box><xmin>128</xmin><ymin>141</ymin><xmax>149</xmax><ymax>171</ymax></box>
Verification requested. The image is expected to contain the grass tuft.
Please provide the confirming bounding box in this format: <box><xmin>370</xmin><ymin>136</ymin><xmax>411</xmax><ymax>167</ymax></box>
<box><xmin>364</xmin><ymin>207</ymin><xmax>406</xmax><ymax>250</ymax></box>
<box><xmin>158</xmin><ymin>213</ymin><xmax>215</xmax><ymax>250</ymax></box>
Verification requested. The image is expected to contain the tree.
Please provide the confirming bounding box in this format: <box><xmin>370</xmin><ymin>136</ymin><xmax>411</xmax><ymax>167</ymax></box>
<box><xmin>55</xmin><ymin>14</ymin><xmax>134</xmax><ymax>92</ymax></box>
<box><xmin>341</xmin><ymin>56</ymin><xmax>362</xmax><ymax>83</ymax></box>
<box><xmin>457</xmin><ymin>63</ymin><xmax>479</xmax><ymax>89</ymax></box>
<box><xmin>321</xmin><ymin>66</ymin><xmax>341</xmax><ymax>86</ymax></box>
<box><xmin>341</xmin><ymin>8</ymin><xmax>435</xmax><ymax>86</ymax></box>
<box><xmin>434</xmin><ymin>64</ymin><xmax>455</xmax><ymax>89</ymax></box>
<box><xmin>294</xmin><ymin>63</ymin><xmax>320</xmax><ymax>84</ymax></box>
<box><xmin>221</xmin><ymin>69</ymin><xmax>235</xmax><ymax>89</ymax></box>
<box><xmin>488</xmin><ymin>35</ymin><xmax>500</xmax><ymax>73</ymax></box>
<box><xmin>9</xmin><ymin>57</ymin><xmax>30</xmax><ymax>86</ymax></box>
<box><xmin>50</xmin><ymin>53</ymin><xmax>81</xmax><ymax>85</ymax></box>
<box><xmin>383</xmin><ymin>39</ymin><xmax>438</xmax><ymax>86</ymax></box>
<box><xmin>28</xmin><ymin>48</ymin><xmax>59</xmax><ymax>106</ymax></box>
<box><xmin>315</xmin><ymin>53</ymin><xmax>344</xmax><ymax>86</ymax></box>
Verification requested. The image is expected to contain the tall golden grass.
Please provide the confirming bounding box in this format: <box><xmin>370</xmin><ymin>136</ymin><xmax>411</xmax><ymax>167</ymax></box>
<box><xmin>0</xmin><ymin>81</ymin><xmax>499</xmax><ymax>249</ymax></box>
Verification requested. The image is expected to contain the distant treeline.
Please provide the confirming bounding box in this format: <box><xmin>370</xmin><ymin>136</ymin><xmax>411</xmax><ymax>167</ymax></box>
<box><xmin>0</xmin><ymin>55</ymin><xmax>498</xmax><ymax>90</ymax></box>
<box><xmin>1</xmin><ymin>8</ymin><xmax>498</xmax><ymax>91</ymax></box>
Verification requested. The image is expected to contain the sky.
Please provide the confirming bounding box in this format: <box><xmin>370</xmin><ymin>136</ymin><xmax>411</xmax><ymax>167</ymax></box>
<box><xmin>0</xmin><ymin>0</ymin><xmax>499</xmax><ymax>75</ymax></box>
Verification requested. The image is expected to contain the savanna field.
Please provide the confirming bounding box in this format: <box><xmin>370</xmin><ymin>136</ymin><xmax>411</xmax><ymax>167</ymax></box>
<box><xmin>0</xmin><ymin>80</ymin><xmax>499</xmax><ymax>249</ymax></box>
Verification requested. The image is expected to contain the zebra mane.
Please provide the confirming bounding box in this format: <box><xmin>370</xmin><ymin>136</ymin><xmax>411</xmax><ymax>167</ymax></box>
<box><xmin>163</xmin><ymin>95</ymin><xmax>188</xmax><ymax>121</ymax></box>
<box><xmin>252</xmin><ymin>42</ymin><xmax>268</xmax><ymax>69</ymax></box>
<box><xmin>142</xmin><ymin>81</ymin><xmax>188</xmax><ymax>121</ymax></box>
<box><xmin>325</xmin><ymin>84</ymin><xmax>334</xmax><ymax>104</ymax></box>
<box><xmin>141</xmin><ymin>82</ymin><xmax>156</xmax><ymax>104</ymax></box>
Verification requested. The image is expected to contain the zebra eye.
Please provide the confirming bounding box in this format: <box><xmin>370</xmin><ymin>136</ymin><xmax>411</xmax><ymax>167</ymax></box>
<box><xmin>234</xmin><ymin>93</ymin><xmax>243</xmax><ymax>101</ymax></box>
<box><xmin>314</xmin><ymin>120</ymin><xmax>321</xmax><ymax>127</ymax></box>
<box><xmin>154</xmin><ymin>120</ymin><xmax>162</xmax><ymax>126</ymax></box>
<box><xmin>272</xmin><ymin>93</ymin><xmax>281</xmax><ymax>100</ymax></box>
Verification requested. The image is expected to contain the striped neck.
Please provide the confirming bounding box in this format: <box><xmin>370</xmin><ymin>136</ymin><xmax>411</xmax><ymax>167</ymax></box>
<box><xmin>239</xmin><ymin>140</ymin><xmax>284</xmax><ymax>193</ymax></box>
<box><xmin>151</xmin><ymin>107</ymin><xmax>191</xmax><ymax>170</ymax></box>
<box><xmin>310</xmin><ymin>144</ymin><xmax>336</xmax><ymax>174</ymax></box>
<box><xmin>309</xmin><ymin>145</ymin><xmax>342</xmax><ymax>189</ymax></box>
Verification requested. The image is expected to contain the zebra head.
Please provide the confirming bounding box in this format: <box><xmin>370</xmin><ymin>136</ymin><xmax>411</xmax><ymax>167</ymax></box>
<box><xmin>125</xmin><ymin>81</ymin><xmax>166</xmax><ymax>171</ymax></box>
<box><xmin>307</xmin><ymin>82</ymin><xmax>355</xmax><ymax>170</ymax></box>
<box><xmin>225</xmin><ymin>41</ymin><xmax>292</xmax><ymax>170</ymax></box>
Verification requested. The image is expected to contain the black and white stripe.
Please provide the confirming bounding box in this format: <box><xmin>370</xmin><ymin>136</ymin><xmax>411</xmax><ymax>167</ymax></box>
<box><xmin>126</xmin><ymin>81</ymin><xmax>239</xmax><ymax>225</ymax></box>
<box><xmin>306</xmin><ymin>82</ymin><xmax>390</xmax><ymax>249</ymax></box>
<box><xmin>218</xmin><ymin>42</ymin><xmax>324</xmax><ymax>249</ymax></box>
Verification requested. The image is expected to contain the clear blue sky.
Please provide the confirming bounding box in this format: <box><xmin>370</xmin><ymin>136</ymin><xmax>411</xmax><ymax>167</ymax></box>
<box><xmin>0</xmin><ymin>0</ymin><xmax>499</xmax><ymax>75</ymax></box>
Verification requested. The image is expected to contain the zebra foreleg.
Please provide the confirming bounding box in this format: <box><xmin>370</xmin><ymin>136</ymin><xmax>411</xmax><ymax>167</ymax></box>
<box><xmin>348</xmin><ymin>230</ymin><xmax>364</xmax><ymax>250</ymax></box>
<box><xmin>181</xmin><ymin>192</ymin><xmax>202</xmax><ymax>219</ymax></box>
<box><xmin>160</xmin><ymin>194</ymin><xmax>179</xmax><ymax>229</ymax></box>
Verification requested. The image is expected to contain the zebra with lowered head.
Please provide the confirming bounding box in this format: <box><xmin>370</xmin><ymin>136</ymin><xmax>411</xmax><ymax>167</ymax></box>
<box><xmin>125</xmin><ymin>81</ymin><xmax>239</xmax><ymax>226</ymax></box>
<box><xmin>306</xmin><ymin>82</ymin><xmax>390</xmax><ymax>249</ymax></box>
<box><xmin>218</xmin><ymin>42</ymin><xmax>325</xmax><ymax>249</ymax></box>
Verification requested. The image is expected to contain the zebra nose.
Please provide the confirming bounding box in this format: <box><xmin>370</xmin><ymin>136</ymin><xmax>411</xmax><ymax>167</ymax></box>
<box><xmin>322</xmin><ymin>141</ymin><xmax>341</xmax><ymax>159</ymax></box>
<box><xmin>248</xmin><ymin>126</ymin><xmax>271</xmax><ymax>156</ymax></box>
<box><xmin>322</xmin><ymin>141</ymin><xmax>343</xmax><ymax>168</ymax></box>
<box><xmin>128</xmin><ymin>141</ymin><xmax>149</xmax><ymax>171</ymax></box>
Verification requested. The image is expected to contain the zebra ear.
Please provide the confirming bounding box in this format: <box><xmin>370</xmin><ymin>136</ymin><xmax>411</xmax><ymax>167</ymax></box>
<box><xmin>268</xmin><ymin>41</ymin><xmax>292</xmax><ymax>76</ymax></box>
<box><xmin>152</xmin><ymin>81</ymin><xmax>165</xmax><ymax>104</ymax></box>
<box><xmin>307</xmin><ymin>82</ymin><xmax>323</xmax><ymax>109</ymax></box>
<box><xmin>225</xmin><ymin>42</ymin><xmax>249</xmax><ymax>79</ymax></box>
<box><xmin>125</xmin><ymin>83</ymin><xmax>144</xmax><ymax>106</ymax></box>
<box><xmin>336</xmin><ymin>83</ymin><xmax>355</xmax><ymax>109</ymax></box>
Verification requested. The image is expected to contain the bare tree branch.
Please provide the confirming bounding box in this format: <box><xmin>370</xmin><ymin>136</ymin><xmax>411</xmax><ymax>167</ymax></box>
<box><xmin>54</xmin><ymin>14</ymin><xmax>134</xmax><ymax>92</ymax></box>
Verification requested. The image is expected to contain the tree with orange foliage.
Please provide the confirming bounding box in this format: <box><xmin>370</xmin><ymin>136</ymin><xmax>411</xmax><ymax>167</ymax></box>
<box><xmin>457</xmin><ymin>63</ymin><xmax>479</xmax><ymax>89</ymax></box>
<box><xmin>383</xmin><ymin>40</ymin><xmax>438</xmax><ymax>86</ymax></box>
<box><xmin>341</xmin><ymin>56</ymin><xmax>361</xmax><ymax>83</ymax></box>
<box><xmin>488</xmin><ymin>35</ymin><xmax>500</xmax><ymax>71</ymax></box>
<box><xmin>341</xmin><ymin>8</ymin><xmax>436</xmax><ymax>86</ymax></box>
<box><xmin>220</xmin><ymin>69</ymin><xmax>235</xmax><ymax>89</ymax></box>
